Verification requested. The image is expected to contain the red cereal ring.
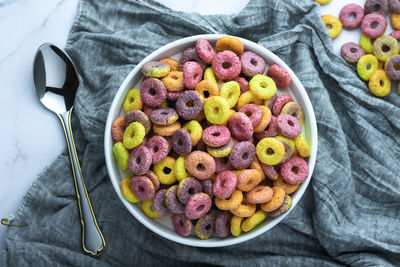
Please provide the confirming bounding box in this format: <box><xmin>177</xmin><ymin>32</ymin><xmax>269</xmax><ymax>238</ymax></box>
<box><xmin>267</xmin><ymin>64</ymin><xmax>292</xmax><ymax>90</ymax></box>
<box><xmin>213</xmin><ymin>170</ymin><xmax>238</xmax><ymax>199</ymax></box>
<box><xmin>196</xmin><ymin>39</ymin><xmax>217</xmax><ymax>64</ymax></box>
<box><xmin>129</xmin><ymin>176</ymin><xmax>155</xmax><ymax>201</ymax></box>
<box><xmin>281</xmin><ymin>156</ymin><xmax>309</xmax><ymax>184</ymax></box>
<box><xmin>202</xmin><ymin>125</ymin><xmax>231</xmax><ymax>147</ymax></box>
<box><xmin>183</xmin><ymin>61</ymin><xmax>203</xmax><ymax>89</ymax></box>
<box><xmin>239</xmin><ymin>104</ymin><xmax>263</xmax><ymax>127</ymax></box>
<box><xmin>228</xmin><ymin>112</ymin><xmax>254</xmax><ymax>141</ymax></box>
<box><xmin>212</xmin><ymin>51</ymin><xmax>242</xmax><ymax>80</ymax></box>
<box><xmin>277</xmin><ymin>114</ymin><xmax>301</xmax><ymax>139</ymax></box>
<box><xmin>185</xmin><ymin>193</ymin><xmax>212</xmax><ymax>220</ymax></box>
<box><xmin>146</xmin><ymin>135</ymin><xmax>170</xmax><ymax>164</ymax></box>
<box><xmin>234</xmin><ymin>76</ymin><xmax>250</xmax><ymax>94</ymax></box>
<box><xmin>240</xmin><ymin>51</ymin><xmax>266</xmax><ymax>77</ymax></box>
<box><xmin>272</xmin><ymin>95</ymin><xmax>294</xmax><ymax>116</ymax></box>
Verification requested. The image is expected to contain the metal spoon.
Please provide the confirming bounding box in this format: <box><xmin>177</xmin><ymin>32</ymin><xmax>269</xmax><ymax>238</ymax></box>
<box><xmin>33</xmin><ymin>43</ymin><xmax>105</xmax><ymax>257</ymax></box>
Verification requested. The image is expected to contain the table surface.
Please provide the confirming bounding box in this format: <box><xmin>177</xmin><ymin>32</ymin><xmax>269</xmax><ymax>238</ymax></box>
<box><xmin>0</xmin><ymin>0</ymin><xmax>395</xmax><ymax>255</ymax></box>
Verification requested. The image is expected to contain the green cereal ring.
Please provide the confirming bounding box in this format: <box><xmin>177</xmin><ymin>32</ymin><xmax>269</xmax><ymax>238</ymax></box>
<box><xmin>241</xmin><ymin>210</ymin><xmax>267</xmax><ymax>232</ymax></box>
<box><xmin>153</xmin><ymin>156</ymin><xmax>177</xmax><ymax>185</ymax></box>
<box><xmin>357</xmin><ymin>54</ymin><xmax>379</xmax><ymax>81</ymax></box>
<box><xmin>123</xmin><ymin>89</ymin><xmax>143</xmax><ymax>113</ymax></box>
<box><xmin>112</xmin><ymin>142</ymin><xmax>129</xmax><ymax>170</ymax></box>
<box><xmin>142</xmin><ymin>200</ymin><xmax>161</xmax><ymax>218</ymax></box>
<box><xmin>204</xmin><ymin>96</ymin><xmax>230</xmax><ymax>125</ymax></box>
<box><xmin>220</xmin><ymin>81</ymin><xmax>241</xmax><ymax>108</ymax></box>
<box><xmin>373</xmin><ymin>35</ymin><xmax>399</xmax><ymax>62</ymax></box>
<box><xmin>256</xmin><ymin>137</ymin><xmax>285</xmax><ymax>165</ymax></box>
<box><xmin>182</xmin><ymin>120</ymin><xmax>203</xmax><ymax>146</ymax></box>
<box><xmin>359</xmin><ymin>34</ymin><xmax>374</xmax><ymax>54</ymax></box>
<box><xmin>249</xmin><ymin>74</ymin><xmax>277</xmax><ymax>100</ymax></box>
<box><xmin>369</xmin><ymin>70</ymin><xmax>391</xmax><ymax>97</ymax></box>
<box><xmin>203</xmin><ymin>67</ymin><xmax>218</xmax><ymax>86</ymax></box>
<box><xmin>174</xmin><ymin>156</ymin><xmax>189</xmax><ymax>182</ymax></box>
<box><xmin>120</xmin><ymin>176</ymin><xmax>140</xmax><ymax>203</ymax></box>
<box><xmin>294</xmin><ymin>133</ymin><xmax>311</xmax><ymax>158</ymax></box>
<box><xmin>230</xmin><ymin>216</ymin><xmax>244</xmax><ymax>237</ymax></box>
<box><xmin>123</xmin><ymin>122</ymin><xmax>146</xmax><ymax>149</ymax></box>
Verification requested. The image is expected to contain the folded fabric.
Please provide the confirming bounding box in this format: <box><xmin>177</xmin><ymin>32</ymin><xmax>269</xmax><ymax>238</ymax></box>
<box><xmin>4</xmin><ymin>0</ymin><xmax>400</xmax><ymax>266</ymax></box>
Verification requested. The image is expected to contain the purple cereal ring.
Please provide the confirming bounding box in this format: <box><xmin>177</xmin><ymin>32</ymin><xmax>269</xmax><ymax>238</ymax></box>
<box><xmin>196</xmin><ymin>39</ymin><xmax>216</xmax><ymax>64</ymax></box>
<box><xmin>179</xmin><ymin>46</ymin><xmax>207</xmax><ymax>70</ymax></box>
<box><xmin>389</xmin><ymin>0</ymin><xmax>400</xmax><ymax>12</ymax></box>
<box><xmin>140</xmin><ymin>78</ymin><xmax>167</xmax><ymax>107</ymax></box>
<box><xmin>229</xmin><ymin>141</ymin><xmax>256</xmax><ymax>169</ymax></box>
<box><xmin>165</xmin><ymin>185</ymin><xmax>185</xmax><ymax>214</ymax></box>
<box><xmin>265</xmin><ymin>94</ymin><xmax>278</xmax><ymax>111</ymax></box>
<box><xmin>261</xmin><ymin>163</ymin><xmax>279</xmax><ymax>180</ymax></box>
<box><xmin>176</xmin><ymin>91</ymin><xmax>203</xmax><ymax>120</ymax></box>
<box><xmin>212</xmin><ymin>51</ymin><xmax>242</xmax><ymax>80</ymax></box>
<box><xmin>195</xmin><ymin>213</ymin><xmax>216</xmax><ymax>239</ymax></box>
<box><xmin>361</xmin><ymin>13</ymin><xmax>387</xmax><ymax>38</ymax></box>
<box><xmin>124</xmin><ymin>110</ymin><xmax>151</xmax><ymax>134</ymax></box>
<box><xmin>152</xmin><ymin>189</ymin><xmax>173</xmax><ymax>217</ymax></box>
<box><xmin>166</xmin><ymin>90</ymin><xmax>185</xmax><ymax>101</ymax></box>
<box><xmin>196</xmin><ymin>139</ymin><xmax>207</xmax><ymax>152</ymax></box>
<box><xmin>129</xmin><ymin>176</ymin><xmax>155</xmax><ymax>201</ymax></box>
<box><xmin>267</xmin><ymin>64</ymin><xmax>291</xmax><ymax>90</ymax></box>
<box><xmin>178</xmin><ymin>177</ymin><xmax>203</xmax><ymax>204</ymax></box>
<box><xmin>149</xmin><ymin>107</ymin><xmax>178</xmax><ymax>126</ymax></box>
<box><xmin>215</xmin><ymin>211</ymin><xmax>233</xmax><ymax>239</ymax></box>
<box><xmin>142</xmin><ymin>104</ymin><xmax>155</xmax><ymax>117</ymax></box>
<box><xmin>340</xmin><ymin>42</ymin><xmax>365</xmax><ymax>64</ymax></box>
<box><xmin>339</xmin><ymin>4</ymin><xmax>364</xmax><ymax>29</ymax></box>
<box><xmin>202</xmin><ymin>125</ymin><xmax>231</xmax><ymax>147</ymax></box>
<box><xmin>111</xmin><ymin>116</ymin><xmax>125</xmax><ymax>142</ymax></box>
<box><xmin>201</xmin><ymin>179</ymin><xmax>214</xmax><ymax>199</ymax></box>
<box><xmin>239</xmin><ymin>104</ymin><xmax>262</xmax><ymax>127</ymax></box>
<box><xmin>143</xmin><ymin>170</ymin><xmax>160</xmax><ymax>191</ymax></box>
<box><xmin>213</xmin><ymin>170</ymin><xmax>237</xmax><ymax>199</ymax></box>
<box><xmin>146</xmin><ymin>135</ymin><xmax>170</xmax><ymax>164</ymax></box>
<box><xmin>272</xmin><ymin>95</ymin><xmax>294</xmax><ymax>116</ymax></box>
<box><xmin>240</xmin><ymin>51</ymin><xmax>266</xmax><ymax>77</ymax></box>
<box><xmin>172</xmin><ymin>129</ymin><xmax>193</xmax><ymax>156</ymax></box>
<box><xmin>214</xmin><ymin>157</ymin><xmax>233</xmax><ymax>173</ymax></box>
<box><xmin>128</xmin><ymin>146</ymin><xmax>152</xmax><ymax>175</ymax></box>
<box><xmin>384</xmin><ymin>55</ymin><xmax>400</xmax><ymax>80</ymax></box>
<box><xmin>183</xmin><ymin>61</ymin><xmax>203</xmax><ymax>89</ymax></box>
<box><xmin>234</xmin><ymin>76</ymin><xmax>250</xmax><ymax>93</ymax></box>
<box><xmin>254</xmin><ymin>116</ymin><xmax>279</xmax><ymax>140</ymax></box>
<box><xmin>228</xmin><ymin>112</ymin><xmax>253</xmax><ymax>141</ymax></box>
<box><xmin>281</xmin><ymin>156</ymin><xmax>309</xmax><ymax>184</ymax></box>
<box><xmin>172</xmin><ymin>214</ymin><xmax>192</xmax><ymax>237</ymax></box>
<box><xmin>277</xmin><ymin>114</ymin><xmax>301</xmax><ymax>139</ymax></box>
<box><xmin>364</xmin><ymin>0</ymin><xmax>389</xmax><ymax>16</ymax></box>
<box><xmin>185</xmin><ymin>193</ymin><xmax>212</xmax><ymax>220</ymax></box>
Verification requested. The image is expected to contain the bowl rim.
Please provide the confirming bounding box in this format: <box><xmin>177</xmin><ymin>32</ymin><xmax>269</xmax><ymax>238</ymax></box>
<box><xmin>104</xmin><ymin>34</ymin><xmax>318</xmax><ymax>247</ymax></box>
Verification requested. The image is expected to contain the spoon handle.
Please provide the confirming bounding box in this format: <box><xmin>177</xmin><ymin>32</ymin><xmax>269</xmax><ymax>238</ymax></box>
<box><xmin>59</xmin><ymin>109</ymin><xmax>106</xmax><ymax>257</ymax></box>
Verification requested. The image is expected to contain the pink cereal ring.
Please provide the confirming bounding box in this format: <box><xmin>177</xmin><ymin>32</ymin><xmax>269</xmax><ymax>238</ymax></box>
<box><xmin>272</xmin><ymin>94</ymin><xmax>294</xmax><ymax>116</ymax></box>
<box><xmin>129</xmin><ymin>176</ymin><xmax>155</xmax><ymax>201</ymax></box>
<box><xmin>277</xmin><ymin>114</ymin><xmax>301</xmax><ymax>139</ymax></box>
<box><xmin>245</xmin><ymin>185</ymin><xmax>274</xmax><ymax>204</ymax></box>
<box><xmin>240</xmin><ymin>51</ymin><xmax>266</xmax><ymax>77</ymax></box>
<box><xmin>234</xmin><ymin>76</ymin><xmax>250</xmax><ymax>93</ymax></box>
<box><xmin>213</xmin><ymin>170</ymin><xmax>238</xmax><ymax>199</ymax></box>
<box><xmin>228</xmin><ymin>112</ymin><xmax>253</xmax><ymax>141</ymax></box>
<box><xmin>281</xmin><ymin>156</ymin><xmax>309</xmax><ymax>184</ymax></box>
<box><xmin>254</xmin><ymin>116</ymin><xmax>279</xmax><ymax>140</ymax></box>
<box><xmin>146</xmin><ymin>135</ymin><xmax>170</xmax><ymax>164</ymax></box>
<box><xmin>183</xmin><ymin>61</ymin><xmax>203</xmax><ymax>89</ymax></box>
<box><xmin>390</xmin><ymin>31</ymin><xmax>400</xmax><ymax>40</ymax></box>
<box><xmin>267</xmin><ymin>64</ymin><xmax>291</xmax><ymax>90</ymax></box>
<box><xmin>196</xmin><ymin>39</ymin><xmax>217</xmax><ymax>64</ymax></box>
<box><xmin>339</xmin><ymin>4</ymin><xmax>364</xmax><ymax>29</ymax></box>
<box><xmin>214</xmin><ymin>157</ymin><xmax>233</xmax><ymax>173</ymax></box>
<box><xmin>202</xmin><ymin>125</ymin><xmax>231</xmax><ymax>147</ymax></box>
<box><xmin>111</xmin><ymin>116</ymin><xmax>125</xmax><ymax>142</ymax></box>
<box><xmin>239</xmin><ymin>104</ymin><xmax>262</xmax><ymax>127</ymax></box>
<box><xmin>261</xmin><ymin>163</ymin><xmax>279</xmax><ymax>180</ymax></box>
<box><xmin>361</xmin><ymin>13</ymin><xmax>387</xmax><ymax>38</ymax></box>
<box><xmin>185</xmin><ymin>193</ymin><xmax>212</xmax><ymax>220</ymax></box>
<box><xmin>212</xmin><ymin>50</ymin><xmax>241</xmax><ymax>80</ymax></box>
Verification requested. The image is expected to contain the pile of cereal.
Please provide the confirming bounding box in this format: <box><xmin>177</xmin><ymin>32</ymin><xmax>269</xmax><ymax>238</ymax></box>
<box><xmin>112</xmin><ymin>35</ymin><xmax>311</xmax><ymax>240</ymax></box>
<box><xmin>319</xmin><ymin>0</ymin><xmax>400</xmax><ymax>97</ymax></box>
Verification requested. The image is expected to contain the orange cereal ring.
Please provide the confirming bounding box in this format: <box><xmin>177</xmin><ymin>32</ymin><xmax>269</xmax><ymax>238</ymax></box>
<box><xmin>249</xmin><ymin>157</ymin><xmax>266</xmax><ymax>180</ymax></box>
<box><xmin>161</xmin><ymin>71</ymin><xmax>184</xmax><ymax>92</ymax></box>
<box><xmin>230</xmin><ymin>215</ymin><xmax>244</xmax><ymax>237</ymax></box>
<box><xmin>185</xmin><ymin>151</ymin><xmax>216</xmax><ymax>180</ymax></box>
<box><xmin>260</xmin><ymin>187</ymin><xmax>286</xmax><ymax>212</ymax></box>
<box><xmin>153</xmin><ymin>121</ymin><xmax>181</xmax><ymax>136</ymax></box>
<box><xmin>230</xmin><ymin>201</ymin><xmax>256</xmax><ymax>217</ymax></box>
<box><xmin>215</xmin><ymin>190</ymin><xmax>243</xmax><ymax>210</ymax></box>
<box><xmin>236</xmin><ymin>169</ymin><xmax>263</xmax><ymax>192</ymax></box>
<box><xmin>159</xmin><ymin>58</ymin><xmax>179</xmax><ymax>71</ymax></box>
<box><xmin>245</xmin><ymin>185</ymin><xmax>274</xmax><ymax>204</ymax></box>
<box><xmin>216</xmin><ymin>35</ymin><xmax>244</xmax><ymax>55</ymax></box>
<box><xmin>254</xmin><ymin>106</ymin><xmax>272</xmax><ymax>133</ymax></box>
<box><xmin>273</xmin><ymin>176</ymin><xmax>300</xmax><ymax>195</ymax></box>
<box><xmin>391</xmin><ymin>12</ymin><xmax>400</xmax><ymax>30</ymax></box>
<box><xmin>195</xmin><ymin>80</ymin><xmax>219</xmax><ymax>101</ymax></box>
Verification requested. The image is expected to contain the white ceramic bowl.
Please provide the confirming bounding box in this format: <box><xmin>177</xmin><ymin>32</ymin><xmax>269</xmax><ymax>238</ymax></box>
<box><xmin>104</xmin><ymin>34</ymin><xmax>318</xmax><ymax>247</ymax></box>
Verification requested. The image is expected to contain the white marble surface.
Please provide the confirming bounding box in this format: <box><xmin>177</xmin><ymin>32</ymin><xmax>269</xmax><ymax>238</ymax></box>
<box><xmin>0</xmin><ymin>0</ymin><xmax>394</xmax><ymax>256</ymax></box>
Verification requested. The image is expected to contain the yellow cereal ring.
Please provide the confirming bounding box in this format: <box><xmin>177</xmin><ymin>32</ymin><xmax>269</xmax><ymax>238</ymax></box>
<box><xmin>357</xmin><ymin>54</ymin><xmax>379</xmax><ymax>81</ymax></box>
<box><xmin>204</xmin><ymin>96</ymin><xmax>230</xmax><ymax>125</ymax></box>
<box><xmin>219</xmin><ymin>81</ymin><xmax>241</xmax><ymax>108</ymax></box>
<box><xmin>216</xmin><ymin>35</ymin><xmax>244</xmax><ymax>55</ymax></box>
<box><xmin>153</xmin><ymin>121</ymin><xmax>181</xmax><ymax>136</ymax></box>
<box><xmin>236</xmin><ymin>91</ymin><xmax>262</xmax><ymax>110</ymax></box>
<box><xmin>241</xmin><ymin>210</ymin><xmax>267</xmax><ymax>232</ymax></box>
<box><xmin>294</xmin><ymin>133</ymin><xmax>311</xmax><ymax>158</ymax></box>
<box><xmin>249</xmin><ymin>74</ymin><xmax>277</xmax><ymax>100</ymax></box>
<box><xmin>123</xmin><ymin>89</ymin><xmax>143</xmax><ymax>113</ymax></box>
<box><xmin>217</xmin><ymin>77</ymin><xmax>224</xmax><ymax>84</ymax></box>
<box><xmin>193</xmin><ymin>110</ymin><xmax>206</xmax><ymax>122</ymax></box>
<box><xmin>161</xmin><ymin>71</ymin><xmax>184</xmax><ymax>92</ymax></box>
<box><xmin>195</xmin><ymin>80</ymin><xmax>219</xmax><ymax>102</ymax></box>
<box><xmin>161</xmin><ymin>100</ymin><xmax>168</xmax><ymax>108</ymax></box>
<box><xmin>153</xmin><ymin>156</ymin><xmax>177</xmax><ymax>185</ymax></box>
<box><xmin>237</xmin><ymin>169</ymin><xmax>263</xmax><ymax>192</ymax></box>
<box><xmin>230</xmin><ymin>201</ymin><xmax>256</xmax><ymax>217</ymax></box>
<box><xmin>273</xmin><ymin>176</ymin><xmax>300</xmax><ymax>195</ymax></box>
<box><xmin>231</xmin><ymin>216</ymin><xmax>244</xmax><ymax>237</ymax></box>
<box><xmin>314</xmin><ymin>0</ymin><xmax>331</xmax><ymax>4</ymax></box>
<box><xmin>254</xmin><ymin>106</ymin><xmax>272</xmax><ymax>133</ymax></box>
<box><xmin>359</xmin><ymin>34</ymin><xmax>374</xmax><ymax>54</ymax></box>
<box><xmin>256</xmin><ymin>137</ymin><xmax>285</xmax><ymax>165</ymax></box>
<box><xmin>260</xmin><ymin>187</ymin><xmax>286</xmax><ymax>212</ymax></box>
<box><xmin>174</xmin><ymin>156</ymin><xmax>189</xmax><ymax>182</ymax></box>
<box><xmin>369</xmin><ymin>70</ymin><xmax>391</xmax><ymax>97</ymax></box>
<box><xmin>142</xmin><ymin>199</ymin><xmax>161</xmax><ymax>218</ymax></box>
<box><xmin>203</xmin><ymin>67</ymin><xmax>218</xmax><ymax>86</ymax></box>
<box><xmin>112</xmin><ymin>142</ymin><xmax>129</xmax><ymax>170</ymax></box>
<box><xmin>321</xmin><ymin>15</ymin><xmax>342</xmax><ymax>39</ymax></box>
<box><xmin>249</xmin><ymin>157</ymin><xmax>266</xmax><ymax>180</ymax></box>
<box><xmin>182</xmin><ymin>120</ymin><xmax>203</xmax><ymax>146</ymax></box>
<box><xmin>215</xmin><ymin>190</ymin><xmax>243</xmax><ymax>211</ymax></box>
<box><xmin>123</xmin><ymin>122</ymin><xmax>145</xmax><ymax>149</ymax></box>
<box><xmin>120</xmin><ymin>176</ymin><xmax>140</xmax><ymax>203</ymax></box>
<box><xmin>206</xmin><ymin>139</ymin><xmax>234</xmax><ymax>157</ymax></box>
<box><xmin>398</xmin><ymin>83</ymin><xmax>400</xmax><ymax>95</ymax></box>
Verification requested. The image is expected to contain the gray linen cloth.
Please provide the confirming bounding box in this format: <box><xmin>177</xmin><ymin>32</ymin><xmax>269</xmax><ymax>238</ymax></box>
<box><xmin>4</xmin><ymin>0</ymin><xmax>400</xmax><ymax>266</ymax></box>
